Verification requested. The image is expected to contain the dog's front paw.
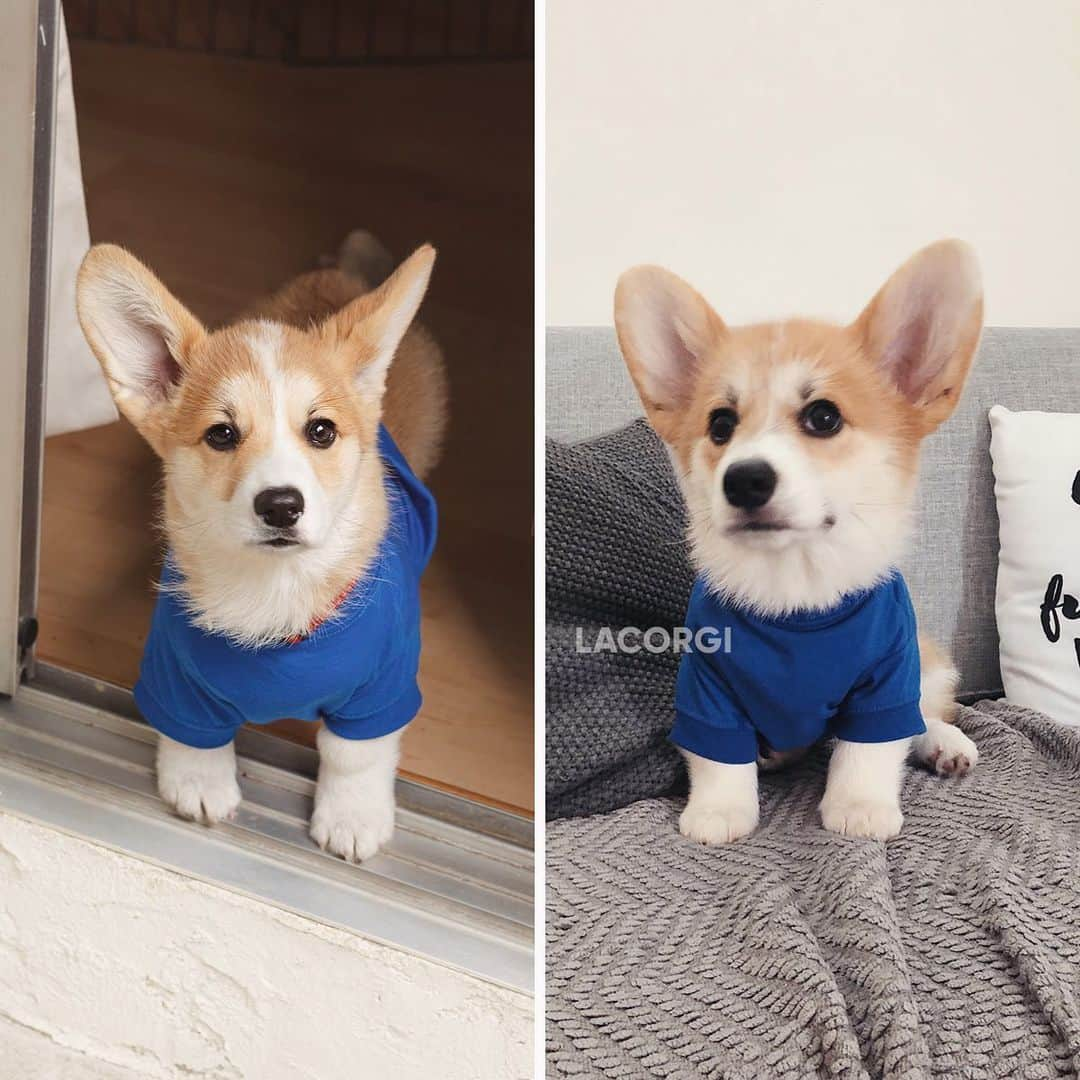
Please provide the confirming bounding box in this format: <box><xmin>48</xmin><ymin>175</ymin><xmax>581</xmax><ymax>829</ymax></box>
<box><xmin>820</xmin><ymin>798</ymin><xmax>903</xmax><ymax>840</ymax></box>
<box><xmin>913</xmin><ymin>721</ymin><xmax>978</xmax><ymax>776</ymax></box>
<box><xmin>679</xmin><ymin>802</ymin><xmax>759</xmax><ymax>845</ymax></box>
<box><xmin>310</xmin><ymin>787</ymin><xmax>394</xmax><ymax>863</ymax></box>
<box><xmin>157</xmin><ymin>736</ymin><xmax>241</xmax><ymax>825</ymax></box>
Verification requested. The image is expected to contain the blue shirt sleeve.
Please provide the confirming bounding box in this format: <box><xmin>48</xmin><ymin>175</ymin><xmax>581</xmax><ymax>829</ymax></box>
<box><xmin>379</xmin><ymin>426</ymin><xmax>437</xmax><ymax>571</ymax></box>
<box><xmin>833</xmin><ymin>637</ymin><xmax>926</xmax><ymax>743</ymax></box>
<box><xmin>670</xmin><ymin>650</ymin><xmax>758</xmax><ymax>764</ymax></box>
<box><xmin>323</xmin><ymin>649</ymin><xmax>423</xmax><ymax>741</ymax></box>
<box><xmin>134</xmin><ymin>592</ymin><xmax>246</xmax><ymax>749</ymax></box>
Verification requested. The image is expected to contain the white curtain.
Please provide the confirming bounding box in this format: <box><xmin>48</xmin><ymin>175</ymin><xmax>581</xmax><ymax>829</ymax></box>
<box><xmin>45</xmin><ymin>11</ymin><xmax>117</xmax><ymax>437</ymax></box>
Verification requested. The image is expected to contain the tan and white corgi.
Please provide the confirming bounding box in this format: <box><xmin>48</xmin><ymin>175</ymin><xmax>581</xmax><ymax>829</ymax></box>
<box><xmin>613</xmin><ymin>240</ymin><xmax>982</xmax><ymax>842</ymax></box>
<box><xmin>76</xmin><ymin>231</ymin><xmax>447</xmax><ymax>862</ymax></box>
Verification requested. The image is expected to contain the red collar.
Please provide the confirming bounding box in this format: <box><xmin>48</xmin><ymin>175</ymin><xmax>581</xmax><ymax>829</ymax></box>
<box><xmin>285</xmin><ymin>579</ymin><xmax>358</xmax><ymax>645</ymax></box>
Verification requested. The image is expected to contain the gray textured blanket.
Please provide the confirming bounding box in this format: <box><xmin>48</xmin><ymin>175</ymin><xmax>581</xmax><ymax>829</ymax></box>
<box><xmin>547</xmin><ymin>698</ymin><xmax>1080</xmax><ymax>1079</ymax></box>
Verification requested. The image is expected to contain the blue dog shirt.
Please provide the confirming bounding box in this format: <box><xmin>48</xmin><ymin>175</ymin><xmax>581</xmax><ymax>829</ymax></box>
<box><xmin>671</xmin><ymin>573</ymin><xmax>925</xmax><ymax>764</ymax></box>
<box><xmin>134</xmin><ymin>426</ymin><xmax>436</xmax><ymax>749</ymax></box>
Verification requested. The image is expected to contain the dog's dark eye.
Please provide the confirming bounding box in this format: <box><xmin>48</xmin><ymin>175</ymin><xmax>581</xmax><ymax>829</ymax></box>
<box><xmin>708</xmin><ymin>407</ymin><xmax>738</xmax><ymax>445</ymax></box>
<box><xmin>801</xmin><ymin>399</ymin><xmax>844</xmax><ymax>437</ymax></box>
<box><xmin>306</xmin><ymin>418</ymin><xmax>337</xmax><ymax>448</ymax></box>
<box><xmin>204</xmin><ymin>423</ymin><xmax>239</xmax><ymax>451</ymax></box>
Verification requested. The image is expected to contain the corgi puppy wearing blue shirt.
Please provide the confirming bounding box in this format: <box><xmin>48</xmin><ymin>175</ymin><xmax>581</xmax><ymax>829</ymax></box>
<box><xmin>614</xmin><ymin>240</ymin><xmax>982</xmax><ymax>843</ymax></box>
<box><xmin>76</xmin><ymin>231</ymin><xmax>446</xmax><ymax>862</ymax></box>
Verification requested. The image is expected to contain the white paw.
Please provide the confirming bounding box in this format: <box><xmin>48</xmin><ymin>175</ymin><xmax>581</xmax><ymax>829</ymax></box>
<box><xmin>157</xmin><ymin>737</ymin><xmax>240</xmax><ymax>825</ymax></box>
<box><xmin>310</xmin><ymin>787</ymin><xmax>395</xmax><ymax>863</ymax></box>
<box><xmin>679</xmin><ymin>802</ymin><xmax>759</xmax><ymax>845</ymax></box>
<box><xmin>820</xmin><ymin>798</ymin><xmax>903</xmax><ymax>840</ymax></box>
<box><xmin>914</xmin><ymin>723</ymin><xmax>978</xmax><ymax>776</ymax></box>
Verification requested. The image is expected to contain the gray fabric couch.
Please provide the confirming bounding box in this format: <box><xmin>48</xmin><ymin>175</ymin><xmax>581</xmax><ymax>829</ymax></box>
<box><xmin>548</xmin><ymin>326</ymin><xmax>1080</xmax><ymax>701</ymax></box>
<box><xmin>546</xmin><ymin>326</ymin><xmax>1080</xmax><ymax>1079</ymax></box>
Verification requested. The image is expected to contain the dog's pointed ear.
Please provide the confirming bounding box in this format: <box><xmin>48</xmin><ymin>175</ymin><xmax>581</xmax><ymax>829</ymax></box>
<box><xmin>853</xmin><ymin>239</ymin><xmax>983</xmax><ymax>433</ymax></box>
<box><xmin>76</xmin><ymin>244</ymin><xmax>206</xmax><ymax>439</ymax></box>
<box><xmin>334</xmin><ymin>244</ymin><xmax>435</xmax><ymax>400</ymax></box>
<box><xmin>614</xmin><ymin>265</ymin><xmax>726</xmax><ymax>442</ymax></box>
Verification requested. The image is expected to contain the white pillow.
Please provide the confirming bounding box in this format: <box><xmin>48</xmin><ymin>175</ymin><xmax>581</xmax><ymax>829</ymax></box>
<box><xmin>989</xmin><ymin>405</ymin><xmax>1080</xmax><ymax>724</ymax></box>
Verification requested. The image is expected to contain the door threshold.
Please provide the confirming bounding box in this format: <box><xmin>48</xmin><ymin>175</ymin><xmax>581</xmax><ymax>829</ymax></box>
<box><xmin>0</xmin><ymin>671</ymin><xmax>533</xmax><ymax>994</ymax></box>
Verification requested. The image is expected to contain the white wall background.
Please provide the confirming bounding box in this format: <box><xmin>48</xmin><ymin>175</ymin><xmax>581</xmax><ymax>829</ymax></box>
<box><xmin>547</xmin><ymin>0</ymin><xmax>1080</xmax><ymax>328</ymax></box>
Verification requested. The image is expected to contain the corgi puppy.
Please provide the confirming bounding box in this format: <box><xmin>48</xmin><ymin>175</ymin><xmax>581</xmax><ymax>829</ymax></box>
<box><xmin>614</xmin><ymin>240</ymin><xmax>982</xmax><ymax>842</ymax></box>
<box><xmin>76</xmin><ymin>231</ymin><xmax>447</xmax><ymax>862</ymax></box>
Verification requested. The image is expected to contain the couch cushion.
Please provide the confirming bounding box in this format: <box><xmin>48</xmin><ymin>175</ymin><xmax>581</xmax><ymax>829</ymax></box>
<box><xmin>546</xmin><ymin>326</ymin><xmax>1080</xmax><ymax>698</ymax></box>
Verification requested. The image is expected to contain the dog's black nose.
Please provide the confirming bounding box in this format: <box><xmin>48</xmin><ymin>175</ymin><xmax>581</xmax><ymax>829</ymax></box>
<box><xmin>723</xmin><ymin>460</ymin><xmax>777</xmax><ymax>510</ymax></box>
<box><xmin>254</xmin><ymin>486</ymin><xmax>304</xmax><ymax>529</ymax></box>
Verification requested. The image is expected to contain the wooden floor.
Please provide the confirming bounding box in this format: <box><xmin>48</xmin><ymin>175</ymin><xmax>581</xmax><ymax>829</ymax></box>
<box><xmin>39</xmin><ymin>42</ymin><xmax>533</xmax><ymax>813</ymax></box>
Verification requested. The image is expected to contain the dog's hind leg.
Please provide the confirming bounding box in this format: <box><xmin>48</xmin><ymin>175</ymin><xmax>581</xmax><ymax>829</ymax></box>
<box><xmin>909</xmin><ymin>634</ymin><xmax>978</xmax><ymax>776</ymax></box>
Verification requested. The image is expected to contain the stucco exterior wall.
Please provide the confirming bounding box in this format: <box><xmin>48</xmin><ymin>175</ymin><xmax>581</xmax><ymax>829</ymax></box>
<box><xmin>0</xmin><ymin>812</ymin><xmax>532</xmax><ymax>1079</ymax></box>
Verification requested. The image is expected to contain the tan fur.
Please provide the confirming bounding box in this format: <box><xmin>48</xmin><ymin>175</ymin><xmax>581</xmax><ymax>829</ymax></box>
<box><xmin>614</xmin><ymin>297</ymin><xmax>962</xmax><ymax>500</ymax></box>
<box><xmin>658</xmin><ymin>317</ymin><xmax>925</xmax><ymax>486</ymax></box>
<box><xmin>244</xmin><ymin>268</ymin><xmax>447</xmax><ymax>480</ymax></box>
<box><xmin>78</xmin><ymin>244</ymin><xmax>446</xmax><ymax>474</ymax></box>
<box><xmin>918</xmin><ymin>633</ymin><xmax>960</xmax><ymax>722</ymax></box>
<box><xmin>854</xmin><ymin>245</ymin><xmax>984</xmax><ymax>437</ymax></box>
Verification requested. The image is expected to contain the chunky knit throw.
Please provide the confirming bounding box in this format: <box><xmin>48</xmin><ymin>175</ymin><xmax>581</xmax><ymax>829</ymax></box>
<box><xmin>548</xmin><ymin>699</ymin><xmax>1080</xmax><ymax>1079</ymax></box>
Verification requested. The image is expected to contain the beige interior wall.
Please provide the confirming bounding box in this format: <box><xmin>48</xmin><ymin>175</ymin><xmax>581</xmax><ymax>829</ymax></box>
<box><xmin>547</xmin><ymin>0</ymin><xmax>1080</xmax><ymax>327</ymax></box>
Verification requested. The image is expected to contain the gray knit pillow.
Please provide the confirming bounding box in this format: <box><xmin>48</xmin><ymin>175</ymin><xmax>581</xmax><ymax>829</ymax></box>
<box><xmin>545</xmin><ymin>419</ymin><xmax>694</xmax><ymax>819</ymax></box>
